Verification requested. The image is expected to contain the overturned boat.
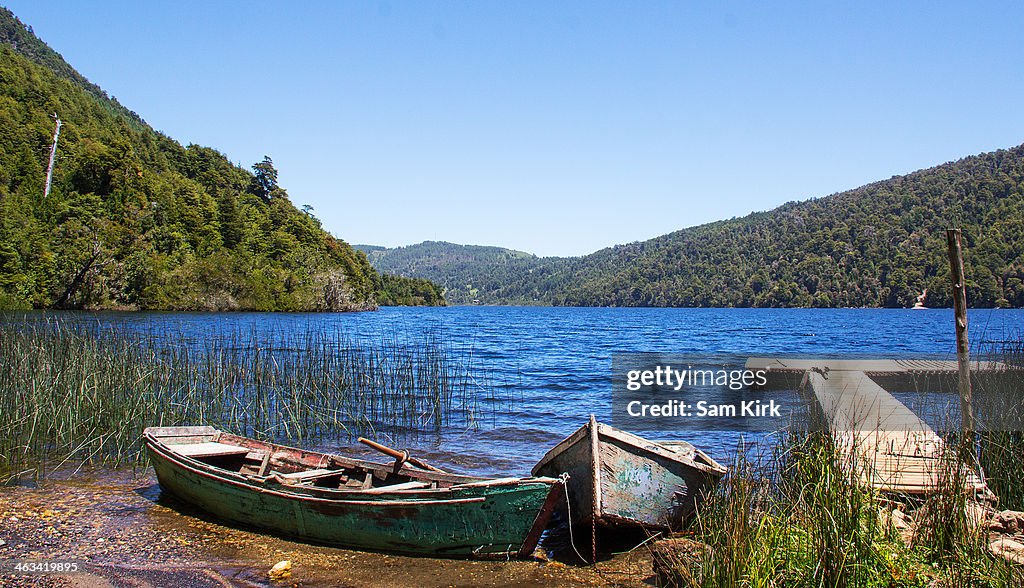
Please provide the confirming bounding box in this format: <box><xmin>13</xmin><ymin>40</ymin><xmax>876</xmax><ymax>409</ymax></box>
<box><xmin>144</xmin><ymin>426</ymin><xmax>562</xmax><ymax>558</ymax></box>
<box><xmin>532</xmin><ymin>416</ymin><xmax>726</xmax><ymax>531</ymax></box>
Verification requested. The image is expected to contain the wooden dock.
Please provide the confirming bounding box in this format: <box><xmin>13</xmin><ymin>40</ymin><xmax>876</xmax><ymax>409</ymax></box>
<box><xmin>745</xmin><ymin>358</ymin><xmax>997</xmax><ymax>496</ymax></box>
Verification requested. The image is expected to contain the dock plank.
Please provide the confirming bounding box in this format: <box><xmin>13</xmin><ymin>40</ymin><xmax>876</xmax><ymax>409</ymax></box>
<box><xmin>745</xmin><ymin>358</ymin><xmax>990</xmax><ymax>496</ymax></box>
<box><xmin>746</xmin><ymin>357</ymin><xmax>1007</xmax><ymax>375</ymax></box>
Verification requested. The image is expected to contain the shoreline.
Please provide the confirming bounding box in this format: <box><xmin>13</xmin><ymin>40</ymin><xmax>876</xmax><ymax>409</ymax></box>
<box><xmin>0</xmin><ymin>470</ymin><xmax>651</xmax><ymax>588</ymax></box>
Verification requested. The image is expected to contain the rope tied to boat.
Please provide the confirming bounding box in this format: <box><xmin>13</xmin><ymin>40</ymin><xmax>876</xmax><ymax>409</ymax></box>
<box><xmin>560</xmin><ymin>473</ymin><xmax>590</xmax><ymax>564</ymax></box>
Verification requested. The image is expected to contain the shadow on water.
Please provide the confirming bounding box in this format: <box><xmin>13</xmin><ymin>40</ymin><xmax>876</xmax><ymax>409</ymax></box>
<box><xmin>133</xmin><ymin>481</ymin><xmax>261</xmax><ymax>550</ymax></box>
<box><xmin>131</xmin><ymin>482</ymin><xmax>342</xmax><ymax>587</ymax></box>
<box><xmin>135</xmin><ymin>481</ymin><xmax>311</xmax><ymax>555</ymax></box>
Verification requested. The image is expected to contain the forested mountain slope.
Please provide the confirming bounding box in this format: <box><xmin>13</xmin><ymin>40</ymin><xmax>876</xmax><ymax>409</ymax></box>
<box><xmin>357</xmin><ymin>242</ymin><xmax>542</xmax><ymax>305</ymax></box>
<box><xmin>0</xmin><ymin>7</ymin><xmax>442</xmax><ymax>310</ymax></box>
<box><xmin>369</xmin><ymin>147</ymin><xmax>1024</xmax><ymax>308</ymax></box>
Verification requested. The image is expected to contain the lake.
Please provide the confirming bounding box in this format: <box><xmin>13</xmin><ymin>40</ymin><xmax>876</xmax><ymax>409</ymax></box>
<box><xmin>14</xmin><ymin>306</ymin><xmax>1024</xmax><ymax>477</ymax></box>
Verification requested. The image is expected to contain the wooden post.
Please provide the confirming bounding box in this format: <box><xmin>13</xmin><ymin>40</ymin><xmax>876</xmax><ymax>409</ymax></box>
<box><xmin>946</xmin><ymin>229</ymin><xmax>974</xmax><ymax>453</ymax></box>
<box><xmin>589</xmin><ymin>414</ymin><xmax>600</xmax><ymax>564</ymax></box>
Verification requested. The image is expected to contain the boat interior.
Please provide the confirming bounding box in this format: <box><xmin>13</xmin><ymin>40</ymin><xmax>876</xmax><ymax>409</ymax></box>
<box><xmin>146</xmin><ymin>426</ymin><xmax>487</xmax><ymax>493</ymax></box>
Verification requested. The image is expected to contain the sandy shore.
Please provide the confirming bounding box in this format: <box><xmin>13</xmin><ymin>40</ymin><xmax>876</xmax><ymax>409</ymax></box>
<box><xmin>0</xmin><ymin>470</ymin><xmax>653</xmax><ymax>587</ymax></box>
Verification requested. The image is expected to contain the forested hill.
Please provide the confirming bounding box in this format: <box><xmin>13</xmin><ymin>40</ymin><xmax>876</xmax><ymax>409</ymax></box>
<box><xmin>356</xmin><ymin>242</ymin><xmax>542</xmax><ymax>305</ymax></box>
<box><xmin>367</xmin><ymin>146</ymin><xmax>1024</xmax><ymax>308</ymax></box>
<box><xmin>0</xmin><ymin>7</ymin><xmax>442</xmax><ymax>310</ymax></box>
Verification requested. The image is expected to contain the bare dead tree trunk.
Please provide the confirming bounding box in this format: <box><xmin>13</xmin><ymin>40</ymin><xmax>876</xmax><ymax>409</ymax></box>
<box><xmin>44</xmin><ymin>113</ymin><xmax>61</xmax><ymax>198</ymax></box>
<box><xmin>55</xmin><ymin>239</ymin><xmax>102</xmax><ymax>308</ymax></box>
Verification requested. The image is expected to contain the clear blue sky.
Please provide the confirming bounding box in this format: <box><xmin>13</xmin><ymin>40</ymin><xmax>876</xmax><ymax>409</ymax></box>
<box><xmin>5</xmin><ymin>1</ymin><xmax>1024</xmax><ymax>256</ymax></box>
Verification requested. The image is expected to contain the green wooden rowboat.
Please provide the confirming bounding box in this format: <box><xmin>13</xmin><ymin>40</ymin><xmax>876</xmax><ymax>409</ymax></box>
<box><xmin>144</xmin><ymin>426</ymin><xmax>562</xmax><ymax>558</ymax></box>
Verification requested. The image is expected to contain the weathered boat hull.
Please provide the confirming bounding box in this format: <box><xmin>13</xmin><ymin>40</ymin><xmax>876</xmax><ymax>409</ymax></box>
<box><xmin>532</xmin><ymin>416</ymin><xmax>726</xmax><ymax>530</ymax></box>
<box><xmin>145</xmin><ymin>427</ymin><xmax>560</xmax><ymax>557</ymax></box>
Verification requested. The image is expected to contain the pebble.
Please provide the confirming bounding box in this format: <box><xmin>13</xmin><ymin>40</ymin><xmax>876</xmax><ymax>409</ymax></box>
<box><xmin>268</xmin><ymin>560</ymin><xmax>292</xmax><ymax>580</ymax></box>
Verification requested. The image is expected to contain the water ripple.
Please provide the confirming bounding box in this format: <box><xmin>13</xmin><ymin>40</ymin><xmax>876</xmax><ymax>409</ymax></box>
<box><xmin>9</xmin><ymin>307</ymin><xmax>1021</xmax><ymax>477</ymax></box>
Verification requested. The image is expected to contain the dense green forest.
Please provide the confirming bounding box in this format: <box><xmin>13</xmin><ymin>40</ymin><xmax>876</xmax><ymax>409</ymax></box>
<box><xmin>357</xmin><ymin>242</ymin><xmax>539</xmax><ymax>305</ymax></box>
<box><xmin>0</xmin><ymin>8</ymin><xmax>442</xmax><ymax>310</ymax></box>
<box><xmin>366</xmin><ymin>147</ymin><xmax>1024</xmax><ymax>308</ymax></box>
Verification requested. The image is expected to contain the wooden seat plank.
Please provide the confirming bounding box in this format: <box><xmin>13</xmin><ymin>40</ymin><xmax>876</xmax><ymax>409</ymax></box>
<box><xmin>278</xmin><ymin>468</ymin><xmax>338</xmax><ymax>480</ymax></box>
<box><xmin>360</xmin><ymin>481</ymin><xmax>431</xmax><ymax>494</ymax></box>
<box><xmin>168</xmin><ymin>442</ymin><xmax>250</xmax><ymax>458</ymax></box>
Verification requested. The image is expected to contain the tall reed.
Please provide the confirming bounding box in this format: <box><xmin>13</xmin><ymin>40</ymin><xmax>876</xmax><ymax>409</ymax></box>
<box><xmin>0</xmin><ymin>316</ymin><xmax>492</xmax><ymax>481</ymax></box>
<box><xmin>674</xmin><ymin>429</ymin><xmax>1022</xmax><ymax>587</ymax></box>
<box><xmin>976</xmin><ymin>335</ymin><xmax>1024</xmax><ymax>511</ymax></box>
<box><xmin>681</xmin><ymin>432</ymin><xmax>915</xmax><ymax>588</ymax></box>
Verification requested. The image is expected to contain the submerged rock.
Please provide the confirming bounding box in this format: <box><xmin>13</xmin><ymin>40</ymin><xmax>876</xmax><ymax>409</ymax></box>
<box><xmin>989</xmin><ymin>537</ymin><xmax>1024</xmax><ymax>565</ymax></box>
<box><xmin>990</xmin><ymin>509</ymin><xmax>1024</xmax><ymax>535</ymax></box>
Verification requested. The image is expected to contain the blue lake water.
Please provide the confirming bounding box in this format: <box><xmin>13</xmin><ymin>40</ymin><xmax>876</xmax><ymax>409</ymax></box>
<box><xmin>14</xmin><ymin>307</ymin><xmax>1024</xmax><ymax>477</ymax></box>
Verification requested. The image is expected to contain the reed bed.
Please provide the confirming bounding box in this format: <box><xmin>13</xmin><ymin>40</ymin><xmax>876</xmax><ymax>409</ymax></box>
<box><xmin>976</xmin><ymin>335</ymin><xmax>1024</xmax><ymax>512</ymax></box>
<box><xmin>0</xmin><ymin>317</ymin><xmax>491</xmax><ymax>482</ymax></box>
<box><xmin>663</xmin><ymin>430</ymin><xmax>1022</xmax><ymax>588</ymax></box>
<box><xmin>664</xmin><ymin>339</ymin><xmax>1024</xmax><ymax>587</ymax></box>
<box><xmin>681</xmin><ymin>434</ymin><xmax>908</xmax><ymax>587</ymax></box>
